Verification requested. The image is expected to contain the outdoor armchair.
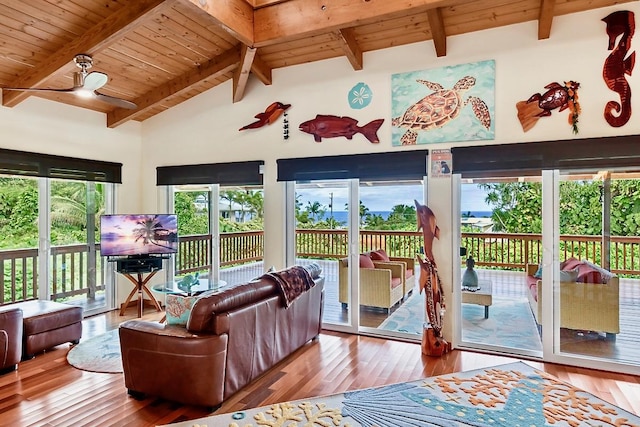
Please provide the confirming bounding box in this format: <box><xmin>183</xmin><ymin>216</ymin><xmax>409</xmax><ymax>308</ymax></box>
<box><xmin>338</xmin><ymin>255</ymin><xmax>404</xmax><ymax>312</ymax></box>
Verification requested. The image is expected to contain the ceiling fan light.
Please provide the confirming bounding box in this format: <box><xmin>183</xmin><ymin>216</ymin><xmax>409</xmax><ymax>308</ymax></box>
<box><xmin>76</xmin><ymin>88</ymin><xmax>93</xmax><ymax>99</ymax></box>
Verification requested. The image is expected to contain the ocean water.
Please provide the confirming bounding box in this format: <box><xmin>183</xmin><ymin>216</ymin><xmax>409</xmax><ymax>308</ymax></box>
<box><xmin>318</xmin><ymin>210</ymin><xmax>492</xmax><ymax>224</ymax></box>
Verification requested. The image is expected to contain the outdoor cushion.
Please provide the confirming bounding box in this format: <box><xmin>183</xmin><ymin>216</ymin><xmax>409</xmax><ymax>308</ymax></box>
<box><xmin>391</xmin><ymin>277</ymin><xmax>402</xmax><ymax>288</ymax></box>
<box><xmin>561</xmin><ymin>257</ymin><xmax>582</xmax><ymax>271</ymax></box>
<box><xmin>559</xmin><ymin>267</ymin><xmax>579</xmax><ymax>282</ymax></box>
<box><xmin>359</xmin><ymin>254</ymin><xmax>375</xmax><ymax>269</ymax></box>
<box><xmin>369</xmin><ymin>249</ymin><xmax>390</xmax><ymax>262</ymax></box>
<box><xmin>575</xmin><ymin>264</ymin><xmax>603</xmax><ymax>284</ymax></box>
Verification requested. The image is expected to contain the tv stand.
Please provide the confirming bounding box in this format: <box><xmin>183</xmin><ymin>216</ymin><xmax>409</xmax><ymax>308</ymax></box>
<box><xmin>113</xmin><ymin>256</ymin><xmax>166</xmax><ymax>318</ymax></box>
<box><xmin>118</xmin><ymin>270</ymin><xmax>164</xmax><ymax>318</ymax></box>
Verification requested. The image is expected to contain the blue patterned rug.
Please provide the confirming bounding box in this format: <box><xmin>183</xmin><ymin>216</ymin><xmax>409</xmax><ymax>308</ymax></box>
<box><xmin>379</xmin><ymin>293</ymin><xmax>542</xmax><ymax>351</ymax></box>
<box><xmin>66</xmin><ymin>329</ymin><xmax>122</xmax><ymax>373</ymax></box>
<box><xmin>162</xmin><ymin>361</ymin><xmax>640</xmax><ymax>426</ymax></box>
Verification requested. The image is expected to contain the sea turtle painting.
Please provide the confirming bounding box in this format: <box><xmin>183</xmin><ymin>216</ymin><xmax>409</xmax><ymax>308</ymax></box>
<box><xmin>392</xmin><ymin>76</ymin><xmax>492</xmax><ymax>145</ymax></box>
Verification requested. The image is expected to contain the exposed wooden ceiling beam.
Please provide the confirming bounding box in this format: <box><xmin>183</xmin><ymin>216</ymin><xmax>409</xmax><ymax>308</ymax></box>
<box><xmin>250</xmin><ymin>54</ymin><xmax>273</xmax><ymax>86</ymax></box>
<box><xmin>538</xmin><ymin>0</ymin><xmax>556</xmax><ymax>39</ymax></box>
<box><xmin>107</xmin><ymin>47</ymin><xmax>240</xmax><ymax>128</ymax></box>
<box><xmin>427</xmin><ymin>8</ymin><xmax>447</xmax><ymax>57</ymax></box>
<box><xmin>2</xmin><ymin>0</ymin><xmax>176</xmax><ymax>108</ymax></box>
<box><xmin>334</xmin><ymin>28</ymin><xmax>363</xmax><ymax>71</ymax></box>
<box><xmin>233</xmin><ymin>45</ymin><xmax>257</xmax><ymax>103</ymax></box>
<box><xmin>185</xmin><ymin>0</ymin><xmax>255</xmax><ymax>46</ymax></box>
<box><xmin>253</xmin><ymin>0</ymin><xmax>459</xmax><ymax>47</ymax></box>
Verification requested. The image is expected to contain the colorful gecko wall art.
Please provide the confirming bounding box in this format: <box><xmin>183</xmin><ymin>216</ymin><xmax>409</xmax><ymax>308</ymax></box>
<box><xmin>602</xmin><ymin>10</ymin><xmax>635</xmax><ymax>127</ymax></box>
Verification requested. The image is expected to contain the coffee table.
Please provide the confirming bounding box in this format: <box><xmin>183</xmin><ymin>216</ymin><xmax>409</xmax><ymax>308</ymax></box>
<box><xmin>461</xmin><ymin>279</ymin><xmax>492</xmax><ymax>318</ymax></box>
<box><xmin>152</xmin><ymin>278</ymin><xmax>227</xmax><ymax>295</ymax></box>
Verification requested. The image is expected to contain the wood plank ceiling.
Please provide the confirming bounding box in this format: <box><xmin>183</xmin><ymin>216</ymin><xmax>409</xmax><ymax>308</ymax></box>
<box><xmin>0</xmin><ymin>0</ymin><xmax>633</xmax><ymax>128</ymax></box>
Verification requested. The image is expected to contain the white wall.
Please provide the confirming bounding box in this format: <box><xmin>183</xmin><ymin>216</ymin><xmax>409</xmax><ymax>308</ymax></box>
<box><xmin>142</xmin><ymin>4</ymin><xmax>639</xmax><ymax>340</ymax></box>
<box><xmin>0</xmin><ymin>96</ymin><xmax>143</xmax><ymax>305</ymax></box>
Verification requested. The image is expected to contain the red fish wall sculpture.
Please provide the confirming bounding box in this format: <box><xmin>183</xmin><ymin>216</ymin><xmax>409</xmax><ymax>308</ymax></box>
<box><xmin>415</xmin><ymin>200</ymin><xmax>450</xmax><ymax>357</ymax></box>
<box><xmin>239</xmin><ymin>102</ymin><xmax>291</xmax><ymax>131</ymax></box>
<box><xmin>298</xmin><ymin>114</ymin><xmax>384</xmax><ymax>143</ymax></box>
<box><xmin>602</xmin><ymin>10</ymin><xmax>635</xmax><ymax>127</ymax></box>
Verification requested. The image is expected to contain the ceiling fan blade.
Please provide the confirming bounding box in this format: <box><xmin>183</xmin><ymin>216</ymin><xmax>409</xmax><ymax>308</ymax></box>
<box><xmin>83</xmin><ymin>72</ymin><xmax>108</xmax><ymax>91</ymax></box>
<box><xmin>93</xmin><ymin>91</ymin><xmax>137</xmax><ymax>109</ymax></box>
<box><xmin>2</xmin><ymin>86</ymin><xmax>75</xmax><ymax>93</ymax></box>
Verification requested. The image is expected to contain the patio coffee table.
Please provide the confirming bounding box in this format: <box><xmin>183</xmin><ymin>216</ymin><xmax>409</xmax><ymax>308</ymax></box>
<box><xmin>462</xmin><ymin>279</ymin><xmax>492</xmax><ymax>318</ymax></box>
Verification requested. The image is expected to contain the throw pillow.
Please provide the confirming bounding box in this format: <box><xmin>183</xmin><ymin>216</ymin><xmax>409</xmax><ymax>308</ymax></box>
<box><xmin>369</xmin><ymin>249</ymin><xmax>390</xmax><ymax>262</ymax></box>
<box><xmin>359</xmin><ymin>254</ymin><xmax>375</xmax><ymax>269</ymax></box>
<box><xmin>560</xmin><ymin>257</ymin><xmax>582</xmax><ymax>272</ymax></box>
<box><xmin>165</xmin><ymin>294</ymin><xmax>197</xmax><ymax>326</ymax></box>
<box><xmin>533</xmin><ymin>264</ymin><xmax>543</xmax><ymax>279</ymax></box>
<box><xmin>559</xmin><ymin>267</ymin><xmax>579</xmax><ymax>282</ymax></box>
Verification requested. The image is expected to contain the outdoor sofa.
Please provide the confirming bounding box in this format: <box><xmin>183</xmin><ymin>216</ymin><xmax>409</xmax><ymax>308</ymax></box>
<box><xmin>526</xmin><ymin>258</ymin><xmax>619</xmax><ymax>339</ymax></box>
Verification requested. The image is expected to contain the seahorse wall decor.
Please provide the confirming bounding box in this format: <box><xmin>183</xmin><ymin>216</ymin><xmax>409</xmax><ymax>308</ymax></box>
<box><xmin>602</xmin><ymin>10</ymin><xmax>636</xmax><ymax>127</ymax></box>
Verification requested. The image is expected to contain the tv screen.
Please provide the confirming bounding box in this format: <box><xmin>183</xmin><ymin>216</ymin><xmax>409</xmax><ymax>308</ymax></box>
<box><xmin>100</xmin><ymin>214</ymin><xmax>178</xmax><ymax>257</ymax></box>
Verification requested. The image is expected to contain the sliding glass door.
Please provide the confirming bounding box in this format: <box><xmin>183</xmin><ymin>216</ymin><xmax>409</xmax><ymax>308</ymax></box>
<box><xmin>552</xmin><ymin>169</ymin><xmax>640</xmax><ymax>368</ymax></box>
<box><xmin>456</xmin><ymin>175</ymin><xmax>543</xmax><ymax>358</ymax></box>
<box><xmin>294</xmin><ymin>179</ymin><xmax>354</xmax><ymax>330</ymax></box>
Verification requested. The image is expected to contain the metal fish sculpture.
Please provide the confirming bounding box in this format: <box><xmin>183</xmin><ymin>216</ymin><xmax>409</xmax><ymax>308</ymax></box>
<box><xmin>298</xmin><ymin>114</ymin><xmax>384</xmax><ymax>143</ymax></box>
<box><xmin>239</xmin><ymin>101</ymin><xmax>291</xmax><ymax>131</ymax></box>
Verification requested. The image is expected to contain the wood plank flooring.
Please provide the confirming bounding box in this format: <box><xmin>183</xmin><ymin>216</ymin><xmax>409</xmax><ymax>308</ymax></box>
<box><xmin>0</xmin><ymin>309</ymin><xmax>638</xmax><ymax>426</ymax></box>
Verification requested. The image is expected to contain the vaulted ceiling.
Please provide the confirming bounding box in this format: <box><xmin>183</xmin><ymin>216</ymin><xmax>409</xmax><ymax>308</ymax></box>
<box><xmin>0</xmin><ymin>0</ymin><xmax>632</xmax><ymax>128</ymax></box>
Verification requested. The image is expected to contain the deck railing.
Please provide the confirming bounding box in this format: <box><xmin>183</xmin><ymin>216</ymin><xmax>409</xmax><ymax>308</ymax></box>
<box><xmin>3</xmin><ymin>230</ymin><xmax>640</xmax><ymax>305</ymax></box>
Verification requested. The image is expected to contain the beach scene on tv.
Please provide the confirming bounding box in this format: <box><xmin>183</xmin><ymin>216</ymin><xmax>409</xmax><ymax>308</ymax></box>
<box><xmin>100</xmin><ymin>214</ymin><xmax>178</xmax><ymax>257</ymax></box>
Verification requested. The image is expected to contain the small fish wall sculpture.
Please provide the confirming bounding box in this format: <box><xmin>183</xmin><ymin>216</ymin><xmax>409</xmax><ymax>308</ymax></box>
<box><xmin>602</xmin><ymin>10</ymin><xmax>635</xmax><ymax>127</ymax></box>
<box><xmin>298</xmin><ymin>114</ymin><xmax>384</xmax><ymax>143</ymax></box>
<box><xmin>516</xmin><ymin>81</ymin><xmax>581</xmax><ymax>134</ymax></box>
<box><xmin>239</xmin><ymin>101</ymin><xmax>291</xmax><ymax>131</ymax></box>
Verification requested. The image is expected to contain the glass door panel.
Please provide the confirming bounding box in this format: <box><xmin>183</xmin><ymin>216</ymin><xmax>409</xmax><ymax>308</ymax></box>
<box><xmin>50</xmin><ymin>179</ymin><xmax>110</xmax><ymax>315</ymax></box>
<box><xmin>458</xmin><ymin>177</ymin><xmax>543</xmax><ymax>357</ymax></box>
<box><xmin>219</xmin><ymin>185</ymin><xmax>264</xmax><ymax>286</ymax></box>
<box><xmin>0</xmin><ymin>176</ymin><xmax>40</xmax><ymax>302</ymax></box>
<box><xmin>357</xmin><ymin>180</ymin><xmax>423</xmax><ymax>340</ymax></box>
<box><xmin>173</xmin><ymin>185</ymin><xmax>265</xmax><ymax>290</ymax></box>
<box><xmin>556</xmin><ymin>170</ymin><xmax>640</xmax><ymax>367</ymax></box>
<box><xmin>295</xmin><ymin>180</ymin><xmax>351</xmax><ymax>328</ymax></box>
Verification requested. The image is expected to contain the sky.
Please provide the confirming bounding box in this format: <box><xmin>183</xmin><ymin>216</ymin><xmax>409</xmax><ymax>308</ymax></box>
<box><xmin>295</xmin><ymin>183</ymin><xmax>492</xmax><ymax>212</ymax></box>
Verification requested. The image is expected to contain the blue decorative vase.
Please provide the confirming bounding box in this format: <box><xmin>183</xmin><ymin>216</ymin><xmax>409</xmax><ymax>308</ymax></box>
<box><xmin>462</xmin><ymin>256</ymin><xmax>478</xmax><ymax>289</ymax></box>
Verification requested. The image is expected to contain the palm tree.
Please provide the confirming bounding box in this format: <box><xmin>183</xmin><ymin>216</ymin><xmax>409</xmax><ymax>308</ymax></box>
<box><xmin>132</xmin><ymin>215</ymin><xmax>173</xmax><ymax>249</ymax></box>
<box><xmin>305</xmin><ymin>201</ymin><xmax>325</xmax><ymax>222</ymax></box>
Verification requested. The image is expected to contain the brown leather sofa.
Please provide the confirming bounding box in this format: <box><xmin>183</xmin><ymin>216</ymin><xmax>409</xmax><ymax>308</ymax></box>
<box><xmin>119</xmin><ymin>266</ymin><xmax>324</xmax><ymax>409</ymax></box>
<box><xmin>0</xmin><ymin>306</ymin><xmax>23</xmax><ymax>374</ymax></box>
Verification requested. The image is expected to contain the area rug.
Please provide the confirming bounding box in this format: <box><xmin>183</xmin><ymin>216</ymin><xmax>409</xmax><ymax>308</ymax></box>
<box><xmin>160</xmin><ymin>361</ymin><xmax>640</xmax><ymax>426</ymax></box>
<box><xmin>379</xmin><ymin>294</ymin><xmax>542</xmax><ymax>351</ymax></box>
<box><xmin>66</xmin><ymin>329</ymin><xmax>122</xmax><ymax>373</ymax></box>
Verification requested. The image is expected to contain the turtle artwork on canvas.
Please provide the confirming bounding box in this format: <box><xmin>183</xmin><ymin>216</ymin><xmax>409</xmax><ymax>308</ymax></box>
<box><xmin>392</xmin><ymin>76</ymin><xmax>492</xmax><ymax>145</ymax></box>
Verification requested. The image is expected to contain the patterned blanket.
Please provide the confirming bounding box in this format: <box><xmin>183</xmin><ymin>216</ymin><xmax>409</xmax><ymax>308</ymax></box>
<box><xmin>262</xmin><ymin>266</ymin><xmax>316</xmax><ymax>307</ymax></box>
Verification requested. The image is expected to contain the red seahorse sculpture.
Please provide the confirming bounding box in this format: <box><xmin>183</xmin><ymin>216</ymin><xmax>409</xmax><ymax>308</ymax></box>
<box><xmin>602</xmin><ymin>10</ymin><xmax>636</xmax><ymax>127</ymax></box>
<box><xmin>415</xmin><ymin>200</ymin><xmax>450</xmax><ymax>357</ymax></box>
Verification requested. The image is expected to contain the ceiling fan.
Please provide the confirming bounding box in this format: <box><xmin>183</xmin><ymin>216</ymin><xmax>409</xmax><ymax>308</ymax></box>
<box><xmin>3</xmin><ymin>54</ymin><xmax>137</xmax><ymax>109</ymax></box>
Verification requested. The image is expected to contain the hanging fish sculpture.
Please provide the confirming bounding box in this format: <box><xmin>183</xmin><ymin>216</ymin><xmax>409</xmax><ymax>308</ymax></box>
<box><xmin>239</xmin><ymin>101</ymin><xmax>291</xmax><ymax>131</ymax></box>
<box><xmin>516</xmin><ymin>81</ymin><xmax>581</xmax><ymax>134</ymax></box>
<box><xmin>298</xmin><ymin>114</ymin><xmax>384</xmax><ymax>143</ymax></box>
<box><xmin>602</xmin><ymin>10</ymin><xmax>635</xmax><ymax>127</ymax></box>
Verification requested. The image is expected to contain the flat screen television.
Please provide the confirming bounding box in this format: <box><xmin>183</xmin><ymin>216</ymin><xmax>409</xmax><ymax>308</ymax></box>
<box><xmin>100</xmin><ymin>214</ymin><xmax>178</xmax><ymax>257</ymax></box>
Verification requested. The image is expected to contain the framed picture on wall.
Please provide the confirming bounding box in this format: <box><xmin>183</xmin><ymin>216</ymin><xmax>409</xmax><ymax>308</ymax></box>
<box><xmin>391</xmin><ymin>60</ymin><xmax>495</xmax><ymax>146</ymax></box>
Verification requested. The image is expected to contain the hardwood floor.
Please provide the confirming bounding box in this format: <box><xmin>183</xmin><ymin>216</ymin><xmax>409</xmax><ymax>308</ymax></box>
<box><xmin>0</xmin><ymin>309</ymin><xmax>638</xmax><ymax>426</ymax></box>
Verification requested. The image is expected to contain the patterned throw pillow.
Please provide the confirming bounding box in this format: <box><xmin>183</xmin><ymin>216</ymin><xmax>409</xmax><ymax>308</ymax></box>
<box><xmin>165</xmin><ymin>294</ymin><xmax>197</xmax><ymax>326</ymax></box>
